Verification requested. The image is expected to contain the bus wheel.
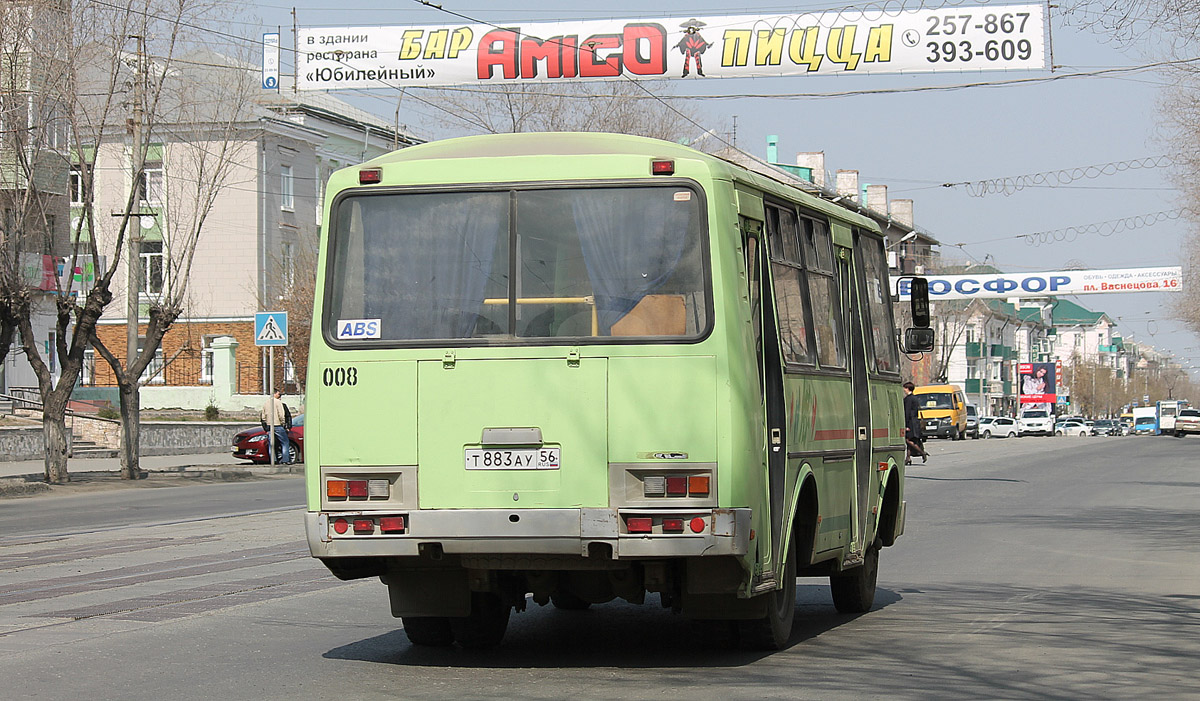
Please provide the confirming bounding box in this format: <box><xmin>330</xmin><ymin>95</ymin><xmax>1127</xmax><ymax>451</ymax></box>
<box><xmin>401</xmin><ymin>616</ymin><xmax>454</xmax><ymax>647</ymax></box>
<box><xmin>830</xmin><ymin>541</ymin><xmax>879</xmax><ymax>614</ymax></box>
<box><xmin>450</xmin><ymin>592</ymin><xmax>511</xmax><ymax>649</ymax></box>
<box><xmin>738</xmin><ymin>538</ymin><xmax>796</xmax><ymax>650</ymax></box>
<box><xmin>550</xmin><ymin>591</ymin><xmax>592</xmax><ymax>610</ymax></box>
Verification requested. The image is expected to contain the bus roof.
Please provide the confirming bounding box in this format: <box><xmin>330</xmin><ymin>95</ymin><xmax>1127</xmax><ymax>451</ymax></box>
<box><xmin>354</xmin><ymin>132</ymin><xmax>881</xmax><ymax>234</ymax></box>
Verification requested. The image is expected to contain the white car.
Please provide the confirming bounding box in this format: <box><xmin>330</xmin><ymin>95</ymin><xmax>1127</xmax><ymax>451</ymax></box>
<box><xmin>1055</xmin><ymin>420</ymin><xmax>1093</xmax><ymax>436</ymax></box>
<box><xmin>980</xmin><ymin>417</ymin><xmax>1018</xmax><ymax>438</ymax></box>
<box><xmin>1018</xmin><ymin>409</ymin><xmax>1055</xmax><ymax>436</ymax></box>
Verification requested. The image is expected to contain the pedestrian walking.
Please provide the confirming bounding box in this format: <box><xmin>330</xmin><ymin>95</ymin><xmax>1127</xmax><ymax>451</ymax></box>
<box><xmin>903</xmin><ymin>381</ymin><xmax>927</xmax><ymax>464</ymax></box>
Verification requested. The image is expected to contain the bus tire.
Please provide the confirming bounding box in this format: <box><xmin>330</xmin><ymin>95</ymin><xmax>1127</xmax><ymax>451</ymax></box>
<box><xmin>830</xmin><ymin>541</ymin><xmax>879</xmax><ymax>614</ymax></box>
<box><xmin>402</xmin><ymin>616</ymin><xmax>454</xmax><ymax>647</ymax></box>
<box><xmin>550</xmin><ymin>591</ymin><xmax>591</xmax><ymax>610</ymax></box>
<box><xmin>738</xmin><ymin>537</ymin><xmax>796</xmax><ymax>650</ymax></box>
<box><xmin>450</xmin><ymin>592</ymin><xmax>510</xmax><ymax>649</ymax></box>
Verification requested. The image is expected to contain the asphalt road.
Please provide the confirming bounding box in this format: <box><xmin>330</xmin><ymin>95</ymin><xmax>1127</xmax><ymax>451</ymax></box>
<box><xmin>0</xmin><ymin>434</ymin><xmax>1197</xmax><ymax>700</ymax></box>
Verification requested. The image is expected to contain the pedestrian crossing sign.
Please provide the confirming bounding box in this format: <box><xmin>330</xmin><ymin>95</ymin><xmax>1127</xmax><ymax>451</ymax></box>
<box><xmin>255</xmin><ymin>311</ymin><xmax>288</xmax><ymax>346</ymax></box>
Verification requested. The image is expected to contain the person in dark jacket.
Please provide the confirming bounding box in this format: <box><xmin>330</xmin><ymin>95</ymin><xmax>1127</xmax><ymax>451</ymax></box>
<box><xmin>903</xmin><ymin>382</ymin><xmax>927</xmax><ymax>464</ymax></box>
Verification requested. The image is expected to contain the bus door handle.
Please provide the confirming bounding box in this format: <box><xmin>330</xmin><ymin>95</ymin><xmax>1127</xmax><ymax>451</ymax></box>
<box><xmin>770</xmin><ymin>428</ymin><xmax>782</xmax><ymax>452</ymax></box>
<box><xmin>858</xmin><ymin>426</ymin><xmax>868</xmax><ymax>441</ymax></box>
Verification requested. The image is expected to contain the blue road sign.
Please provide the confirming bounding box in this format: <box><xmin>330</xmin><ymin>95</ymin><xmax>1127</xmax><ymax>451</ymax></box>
<box><xmin>255</xmin><ymin>311</ymin><xmax>288</xmax><ymax>346</ymax></box>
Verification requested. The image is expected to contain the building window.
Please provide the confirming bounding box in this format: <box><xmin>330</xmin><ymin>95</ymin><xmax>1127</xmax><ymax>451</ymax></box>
<box><xmin>70</xmin><ymin>167</ymin><xmax>83</xmax><ymax>204</ymax></box>
<box><xmin>281</xmin><ymin>240</ymin><xmax>295</xmax><ymax>292</ymax></box>
<box><xmin>138</xmin><ymin>337</ymin><xmax>165</xmax><ymax>384</ymax></box>
<box><xmin>138</xmin><ymin>161</ymin><xmax>164</xmax><ymax>204</ymax></box>
<box><xmin>284</xmin><ymin>352</ymin><xmax>296</xmax><ymax>384</ymax></box>
<box><xmin>967</xmin><ymin>362</ymin><xmax>979</xmax><ymax>380</ymax></box>
<box><xmin>82</xmin><ymin>348</ymin><xmax>95</xmax><ymax>385</ymax></box>
<box><xmin>140</xmin><ymin>240</ymin><xmax>164</xmax><ymax>296</ymax></box>
<box><xmin>280</xmin><ymin>164</ymin><xmax>294</xmax><ymax>210</ymax></box>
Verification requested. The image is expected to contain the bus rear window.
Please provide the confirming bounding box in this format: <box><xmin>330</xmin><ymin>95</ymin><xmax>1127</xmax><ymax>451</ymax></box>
<box><xmin>325</xmin><ymin>185</ymin><xmax>709</xmax><ymax>344</ymax></box>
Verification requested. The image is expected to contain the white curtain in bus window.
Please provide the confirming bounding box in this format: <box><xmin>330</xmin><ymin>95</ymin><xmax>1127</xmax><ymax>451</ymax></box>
<box><xmin>771</xmin><ymin>264</ymin><xmax>814</xmax><ymax>365</ymax></box>
<box><xmin>567</xmin><ymin>187</ymin><xmax>703</xmax><ymax>337</ymax></box>
<box><xmin>860</xmin><ymin>235</ymin><xmax>900</xmax><ymax>373</ymax></box>
<box><xmin>331</xmin><ymin>191</ymin><xmax>509</xmax><ymax>340</ymax></box>
<box><xmin>803</xmin><ymin>219</ymin><xmax>846</xmax><ymax>369</ymax></box>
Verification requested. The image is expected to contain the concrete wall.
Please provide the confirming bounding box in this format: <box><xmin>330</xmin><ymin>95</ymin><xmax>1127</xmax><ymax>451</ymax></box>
<box><xmin>0</xmin><ymin>427</ymin><xmax>46</xmax><ymax>461</ymax></box>
<box><xmin>0</xmin><ymin>421</ymin><xmax>260</xmax><ymax>461</ymax></box>
<box><xmin>139</xmin><ymin>421</ymin><xmax>260</xmax><ymax>456</ymax></box>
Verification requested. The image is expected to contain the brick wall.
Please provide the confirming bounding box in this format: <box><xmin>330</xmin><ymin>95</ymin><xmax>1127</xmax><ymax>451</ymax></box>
<box><xmin>92</xmin><ymin>320</ymin><xmax>265</xmax><ymax>389</ymax></box>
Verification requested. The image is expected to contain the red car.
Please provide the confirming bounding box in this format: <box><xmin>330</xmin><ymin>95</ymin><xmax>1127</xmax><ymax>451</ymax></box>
<box><xmin>232</xmin><ymin>414</ymin><xmax>304</xmax><ymax>464</ymax></box>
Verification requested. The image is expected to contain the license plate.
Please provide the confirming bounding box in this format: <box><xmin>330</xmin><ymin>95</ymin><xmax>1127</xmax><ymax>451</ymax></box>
<box><xmin>465</xmin><ymin>447</ymin><xmax>560</xmax><ymax>470</ymax></box>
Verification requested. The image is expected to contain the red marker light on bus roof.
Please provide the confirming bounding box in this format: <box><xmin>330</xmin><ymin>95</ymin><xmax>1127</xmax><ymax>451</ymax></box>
<box><xmin>651</xmin><ymin>159</ymin><xmax>674</xmax><ymax>175</ymax></box>
<box><xmin>359</xmin><ymin>168</ymin><xmax>382</xmax><ymax>184</ymax></box>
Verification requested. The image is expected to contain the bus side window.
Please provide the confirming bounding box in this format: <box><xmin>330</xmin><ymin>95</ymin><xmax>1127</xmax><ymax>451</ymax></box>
<box><xmin>803</xmin><ymin>218</ymin><xmax>846</xmax><ymax>369</ymax></box>
<box><xmin>764</xmin><ymin>205</ymin><xmax>814</xmax><ymax>366</ymax></box>
<box><xmin>858</xmin><ymin>233</ymin><xmax>900</xmax><ymax>373</ymax></box>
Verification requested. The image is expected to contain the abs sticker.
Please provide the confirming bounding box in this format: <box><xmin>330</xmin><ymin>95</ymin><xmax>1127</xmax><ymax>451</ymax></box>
<box><xmin>336</xmin><ymin>318</ymin><xmax>381</xmax><ymax>340</ymax></box>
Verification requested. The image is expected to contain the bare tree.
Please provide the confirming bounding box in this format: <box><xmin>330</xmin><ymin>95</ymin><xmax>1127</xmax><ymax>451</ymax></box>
<box><xmin>1060</xmin><ymin>2</ymin><xmax>1200</xmax><ymax>337</ymax></box>
<box><xmin>0</xmin><ymin>0</ymin><xmax>254</xmax><ymax>483</ymax></box>
<box><xmin>82</xmin><ymin>14</ymin><xmax>257</xmax><ymax>479</ymax></box>
<box><xmin>420</xmin><ymin>81</ymin><xmax>702</xmax><ymax>142</ymax></box>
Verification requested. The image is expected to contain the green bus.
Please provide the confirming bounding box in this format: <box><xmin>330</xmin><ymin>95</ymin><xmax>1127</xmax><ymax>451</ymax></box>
<box><xmin>305</xmin><ymin>132</ymin><xmax>931</xmax><ymax>649</ymax></box>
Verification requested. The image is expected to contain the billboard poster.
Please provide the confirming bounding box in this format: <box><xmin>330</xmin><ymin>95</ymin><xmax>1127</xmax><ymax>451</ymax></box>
<box><xmin>1018</xmin><ymin>362</ymin><xmax>1056</xmax><ymax>410</ymax></box>
<box><xmin>892</xmin><ymin>266</ymin><xmax>1182</xmax><ymax>301</ymax></box>
<box><xmin>296</xmin><ymin>4</ymin><xmax>1046</xmax><ymax>90</ymax></box>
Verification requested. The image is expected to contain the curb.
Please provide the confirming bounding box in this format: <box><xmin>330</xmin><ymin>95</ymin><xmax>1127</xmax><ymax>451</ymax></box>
<box><xmin>0</xmin><ymin>463</ymin><xmax>303</xmax><ymax>497</ymax></box>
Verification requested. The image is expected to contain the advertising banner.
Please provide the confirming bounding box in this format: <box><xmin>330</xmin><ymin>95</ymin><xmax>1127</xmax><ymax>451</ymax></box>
<box><xmin>892</xmin><ymin>266</ymin><xmax>1182</xmax><ymax>301</ymax></box>
<box><xmin>296</xmin><ymin>4</ymin><xmax>1046</xmax><ymax>90</ymax></box>
<box><xmin>263</xmin><ymin>33</ymin><xmax>280</xmax><ymax>90</ymax></box>
<box><xmin>1018</xmin><ymin>362</ymin><xmax>1056</xmax><ymax>408</ymax></box>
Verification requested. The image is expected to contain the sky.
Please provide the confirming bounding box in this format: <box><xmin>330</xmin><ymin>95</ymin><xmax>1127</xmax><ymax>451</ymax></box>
<box><xmin>253</xmin><ymin>0</ymin><xmax>1198</xmax><ymax>376</ymax></box>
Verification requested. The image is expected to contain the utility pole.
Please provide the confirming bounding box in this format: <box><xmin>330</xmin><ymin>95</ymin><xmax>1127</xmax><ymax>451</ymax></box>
<box><xmin>126</xmin><ymin>34</ymin><xmax>145</xmax><ymax>375</ymax></box>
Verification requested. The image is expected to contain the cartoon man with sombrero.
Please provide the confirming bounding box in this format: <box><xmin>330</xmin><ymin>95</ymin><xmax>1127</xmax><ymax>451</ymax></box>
<box><xmin>676</xmin><ymin>18</ymin><xmax>713</xmax><ymax>77</ymax></box>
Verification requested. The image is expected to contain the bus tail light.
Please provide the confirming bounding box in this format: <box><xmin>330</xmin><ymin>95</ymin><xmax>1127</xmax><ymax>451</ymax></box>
<box><xmin>689</xmin><ymin>517</ymin><xmax>707</xmax><ymax>533</ymax></box>
<box><xmin>651</xmin><ymin>159</ymin><xmax>675</xmax><ymax>175</ymax></box>
<box><xmin>662</xmin><ymin>518</ymin><xmax>684</xmax><ymax>533</ymax></box>
<box><xmin>332</xmin><ymin>517</ymin><xmax>349</xmax><ymax>534</ymax></box>
<box><xmin>643</xmin><ymin>476</ymin><xmax>666</xmax><ymax>497</ymax></box>
<box><xmin>687</xmin><ymin>475</ymin><xmax>710</xmax><ymax>496</ymax></box>
<box><xmin>665</xmin><ymin>476</ymin><xmax>688</xmax><ymax>495</ymax></box>
<box><xmin>627</xmin><ymin>517</ymin><xmax>653</xmax><ymax>533</ymax></box>
<box><xmin>347</xmin><ymin>480</ymin><xmax>369</xmax><ymax>498</ymax></box>
<box><xmin>379</xmin><ymin>516</ymin><xmax>406</xmax><ymax>533</ymax></box>
<box><xmin>327</xmin><ymin>480</ymin><xmax>348</xmax><ymax>498</ymax></box>
<box><xmin>353</xmin><ymin>519</ymin><xmax>374</xmax><ymax>534</ymax></box>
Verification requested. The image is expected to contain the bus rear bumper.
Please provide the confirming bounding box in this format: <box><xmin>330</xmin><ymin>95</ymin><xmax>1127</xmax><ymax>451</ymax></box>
<box><xmin>305</xmin><ymin>508</ymin><xmax>752</xmax><ymax>560</ymax></box>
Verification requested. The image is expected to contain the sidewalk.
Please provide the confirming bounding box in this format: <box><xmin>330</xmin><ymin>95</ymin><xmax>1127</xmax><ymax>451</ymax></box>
<box><xmin>0</xmin><ymin>452</ymin><xmax>301</xmax><ymax>481</ymax></box>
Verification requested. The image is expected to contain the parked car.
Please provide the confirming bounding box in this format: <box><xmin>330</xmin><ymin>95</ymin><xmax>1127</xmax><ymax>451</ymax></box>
<box><xmin>1091</xmin><ymin>419</ymin><xmax>1122</xmax><ymax>436</ymax></box>
<box><xmin>232</xmin><ymin>414</ymin><xmax>304</xmax><ymax>463</ymax></box>
<box><xmin>965</xmin><ymin>405</ymin><xmax>980</xmax><ymax>439</ymax></box>
<box><xmin>1174</xmin><ymin>408</ymin><xmax>1200</xmax><ymax>437</ymax></box>
<box><xmin>1054</xmin><ymin>419</ymin><xmax>1093</xmax><ymax>437</ymax></box>
<box><xmin>980</xmin><ymin>416</ymin><xmax>1018</xmax><ymax>438</ymax></box>
<box><xmin>1018</xmin><ymin>408</ymin><xmax>1055</xmax><ymax>436</ymax></box>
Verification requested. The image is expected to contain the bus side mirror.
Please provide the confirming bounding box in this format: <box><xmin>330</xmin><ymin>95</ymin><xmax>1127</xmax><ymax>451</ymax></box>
<box><xmin>909</xmin><ymin>277</ymin><xmax>930</xmax><ymax>328</ymax></box>
<box><xmin>901</xmin><ymin>328</ymin><xmax>935</xmax><ymax>353</ymax></box>
<box><xmin>897</xmin><ymin>276</ymin><xmax>933</xmax><ymax>353</ymax></box>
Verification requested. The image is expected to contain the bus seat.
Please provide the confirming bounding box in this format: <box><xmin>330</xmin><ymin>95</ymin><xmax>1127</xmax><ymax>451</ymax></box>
<box><xmin>611</xmin><ymin>294</ymin><xmax>687</xmax><ymax>336</ymax></box>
